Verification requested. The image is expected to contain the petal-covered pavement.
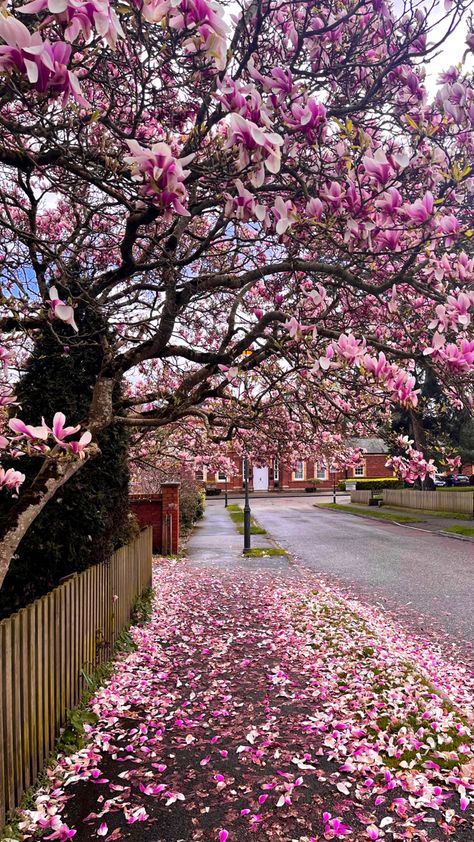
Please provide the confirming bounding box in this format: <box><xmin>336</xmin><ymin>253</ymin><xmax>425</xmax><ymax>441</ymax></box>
<box><xmin>18</xmin><ymin>561</ymin><xmax>474</xmax><ymax>842</ymax></box>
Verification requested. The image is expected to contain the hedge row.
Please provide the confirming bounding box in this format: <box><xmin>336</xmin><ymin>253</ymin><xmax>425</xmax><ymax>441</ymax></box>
<box><xmin>339</xmin><ymin>477</ymin><xmax>404</xmax><ymax>491</ymax></box>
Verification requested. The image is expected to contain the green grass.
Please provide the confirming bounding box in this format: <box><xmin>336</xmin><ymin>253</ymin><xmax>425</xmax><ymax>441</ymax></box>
<box><xmin>243</xmin><ymin>547</ymin><xmax>288</xmax><ymax>557</ymax></box>
<box><xmin>237</xmin><ymin>525</ymin><xmax>267</xmax><ymax>535</ymax></box>
<box><xmin>443</xmin><ymin>525</ymin><xmax>474</xmax><ymax>537</ymax></box>
<box><xmin>318</xmin><ymin>503</ymin><xmax>422</xmax><ymax>523</ymax></box>
<box><xmin>227</xmin><ymin>505</ymin><xmax>267</xmax><ymax>535</ymax></box>
<box><xmin>386</xmin><ymin>506</ymin><xmax>472</xmax><ymax>520</ymax></box>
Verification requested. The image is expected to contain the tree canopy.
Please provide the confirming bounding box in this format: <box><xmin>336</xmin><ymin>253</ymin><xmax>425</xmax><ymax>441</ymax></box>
<box><xmin>0</xmin><ymin>0</ymin><xmax>473</xmax><ymax>587</ymax></box>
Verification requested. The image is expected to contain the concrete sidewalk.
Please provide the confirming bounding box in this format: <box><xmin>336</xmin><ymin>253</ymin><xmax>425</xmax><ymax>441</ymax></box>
<box><xmin>186</xmin><ymin>500</ymin><xmax>295</xmax><ymax>572</ymax></box>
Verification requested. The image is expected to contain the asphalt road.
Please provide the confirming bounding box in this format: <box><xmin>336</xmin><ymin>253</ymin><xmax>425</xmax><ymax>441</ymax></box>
<box><xmin>246</xmin><ymin>496</ymin><xmax>474</xmax><ymax>659</ymax></box>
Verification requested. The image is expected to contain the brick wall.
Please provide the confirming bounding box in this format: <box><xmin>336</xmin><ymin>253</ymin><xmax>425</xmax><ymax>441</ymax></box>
<box><xmin>202</xmin><ymin>451</ymin><xmax>393</xmax><ymax>491</ymax></box>
<box><xmin>130</xmin><ymin>482</ymin><xmax>180</xmax><ymax>554</ymax></box>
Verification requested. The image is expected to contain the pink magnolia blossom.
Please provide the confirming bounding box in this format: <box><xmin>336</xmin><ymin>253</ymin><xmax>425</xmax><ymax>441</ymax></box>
<box><xmin>44</xmin><ymin>824</ymin><xmax>77</xmax><ymax>841</ymax></box>
<box><xmin>224</xmin><ymin>179</ymin><xmax>264</xmax><ymax>221</ymax></box>
<box><xmin>224</xmin><ymin>114</ymin><xmax>283</xmax><ymax>187</ymax></box>
<box><xmin>285</xmin><ymin>98</ymin><xmax>326</xmax><ymax>139</ymax></box>
<box><xmin>284</xmin><ymin>317</ymin><xmax>303</xmax><ymax>339</ymax></box>
<box><xmin>125</xmin><ymin>140</ymin><xmax>194</xmax><ymax>218</ymax></box>
<box><xmin>439</xmin><ymin>339</ymin><xmax>474</xmax><ymax>371</ymax></box>
<box><xmin>446</xmin><ymin>455</ymin><xmax>462</xmax><ymax>474</ymax></box>
<box><xmin>0</xmin><ymin>16</ymin><xmax>86</xmax><ymax>104</ymax></box>
<box><xmin>403</xmin><ymin>191</ymin><xmax>434</xmax><ymax>225</ymax></box>
<box><xmin>321</xmin><ymin>181</ymin><xmax>344</xmax><ymax>209</ymax></box>
<box><xmin>51</xmin><ymin>412</ymin><xmax>81</xmax><ymax>442</ymax></box>
<box><xmin>9</xmin><ymin>417</ymin><xmax>49</xmax><ymax>440</ymax></box>
<box><xmin>362</xmin><ymin>148</ymin><xmax>395</xmax><ymax>185</ymax></box>
<box><xmin>62</xmin><ymin>430</ymin><xmax>92</xmax><ymax>457</ymax></box>
<box><xmin>272</xmin><ymin>196</ymin><xmax>298</xmax><ymax>235</ymax></box>
<box><xmin>333</xmin><ymin>333</ymin><xmax>366</xmax><ymax>364</ymax></box>
<box><xmin>0</xmin><ymin>466</ymin><xmax>26</xmax><ymax>492</ymax></box>
<box><xmin>19</xmin><ymin>0</ymin><xmax>124</xmax><ymax>49</ymax></box>
<box><xmin>48</xmin><ymin>287</ymin><xmax>78</xmax><ymax>332</ymax></box>
<box><xmin>375</xmin><ymin>186</ymin><xmax>403</xmax><ymax>216</ymax></box>
<box><xmin>0</xmin><ymin>388</ymin><xmax>17</xmax><ymax>407</ymax></box>
<box><xmin>306</xmin><ymin>197</ymin><xmax>324</xmax><ymax>220</ymax></box>
<box><xmin>0</xmin><ymin>346</ymin><xmax>12</xmax><ymax>373</ymax></box>
<box><xmin>139</xmin><ymin>0</ymin><xmax>228</xmax><ymax>69</ymax></box>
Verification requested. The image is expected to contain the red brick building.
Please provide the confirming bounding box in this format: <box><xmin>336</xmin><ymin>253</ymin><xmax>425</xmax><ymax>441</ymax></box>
<box><xmin>198</xmin><ymin>438</ymin><xmax>394</xmax><ymax>492</ymax></box>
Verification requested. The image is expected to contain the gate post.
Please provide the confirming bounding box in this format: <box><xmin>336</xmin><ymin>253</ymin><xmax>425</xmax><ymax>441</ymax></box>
<box><xmin>161</xmin><ymin>482</ymin><xmax>180</xmax><ymax>555</ymax></box>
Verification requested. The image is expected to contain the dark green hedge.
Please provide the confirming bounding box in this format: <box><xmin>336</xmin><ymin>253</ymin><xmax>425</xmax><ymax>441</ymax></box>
<box><xmin>339</xmin><ymin>477</ymin><xmax>404</xmax><ymax>491</ymax></box>
<box><xmin>0</xmin><ymin>296</ymin><xmax>129</xmax><ymax>619</ymax></box>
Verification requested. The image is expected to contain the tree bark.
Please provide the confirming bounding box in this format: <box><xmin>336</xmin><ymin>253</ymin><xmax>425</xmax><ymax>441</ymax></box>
<box><xmin>409</xmin><ymin>409</ymin><xmax>435</xmax><ymax>490</ymax></box>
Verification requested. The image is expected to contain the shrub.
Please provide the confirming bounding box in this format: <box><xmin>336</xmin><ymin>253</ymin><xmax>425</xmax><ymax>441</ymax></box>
<box><xmin>180</xmin><ymin>478</ymin><xmax>206</xmax><ymax>533</ymax></box>
<box><xmin>342</xmin><ymin>477</ymin><xmax>404</xmax><ymax>491</ymax></box>
<box><xmin>205</xmin><ymin>486</ymin><xmax>222</xmax><ymax>496</ymax></box>
<box><xmin>0</xmin><ymin>300</ymin><xmax>130</xmax><ymax>620</ymax></box>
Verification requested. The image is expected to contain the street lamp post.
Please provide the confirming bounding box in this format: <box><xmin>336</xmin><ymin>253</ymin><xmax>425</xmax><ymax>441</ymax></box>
<box><xmin>243</xmin><ymin>455</ymin><xmax>251</xmax><ymax>552</ymax></box>
<box><xmin>224</xmin><ymin>476</ymin><xmax>228</xmax><ymax>508</ymax></box>
<box><xmin>331</xmin><ymin>466</ymin><xmax>337</xmax><ymax>504</ymax></box>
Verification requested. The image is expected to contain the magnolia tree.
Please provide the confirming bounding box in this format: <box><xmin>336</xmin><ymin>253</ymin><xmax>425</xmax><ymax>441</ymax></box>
<box><xmin>0</xmin><ymin>0</ymin><xmax>473</xmax><ymax>588</ymax></box>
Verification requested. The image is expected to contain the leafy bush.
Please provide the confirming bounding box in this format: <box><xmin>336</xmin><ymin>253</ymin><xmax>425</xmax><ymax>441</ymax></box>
<box><xmin>115</xmin><ymin>512</ymin><xmax>142</xmax><ymax>549</ymax></box>
<box><xmin>0</xmin><ymin>301</ymin><xmax>130</xmax><ymax>620</ymax></box>
<box><xmin>205</xmin><ymin>486</ymin><xmax>222</xmax><ymax>496</ymax></box>
<box><xmin>180</xmin><ymin>478</ymin><xmax>206</xmax><ymax>533</ymax></box>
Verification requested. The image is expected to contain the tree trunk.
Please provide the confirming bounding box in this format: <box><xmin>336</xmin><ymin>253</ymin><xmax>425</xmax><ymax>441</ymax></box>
<box><xmin>409</xmin><ymin>409</ymin><xmax>434</xmax><ymax>490</ymax></box>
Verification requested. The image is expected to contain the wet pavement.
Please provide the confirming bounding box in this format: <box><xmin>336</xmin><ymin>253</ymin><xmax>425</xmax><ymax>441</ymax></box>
<box><xmin>186</xmin><ymin>502</ymin><xmax>296</xmax><ymax>575</ymax></box>
<box><xmin>199</xmin><ymin>497</ymin><xmax>474</xmax><ymax>661</ymax></box>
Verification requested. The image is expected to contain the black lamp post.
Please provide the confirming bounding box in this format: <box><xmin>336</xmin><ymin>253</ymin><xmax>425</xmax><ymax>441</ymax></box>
<box><xmin>243</xmin><ymin>455</ymin><xmax>251</xmax><ymax>552</ymax></box>
<box><xmin>224</xmin><ymin>475</ymin><xmax>228</xmax><ymax>507</ymax></box>
<box><xmin>331</xmin><ymin>466</ymin><xmax>337</xmax><ymax>504</ymax></box>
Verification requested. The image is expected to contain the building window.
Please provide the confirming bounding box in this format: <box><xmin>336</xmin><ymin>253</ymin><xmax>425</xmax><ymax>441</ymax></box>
<box><xmin>354</xmin><ymin>463</ymin><xmax>365</xmax><ymax>477</ymax></box>
<box><xmin>195</xmin><ymin>468</ymin><xmax>205</xmax><ymax>481</ymax></box>
<box><xmin>316</xmin><ymin>463</ymin><xmax>327</xmax><ymax>480</ymax></box>
<box><xmin>217</xmin><ymin>470</ymin><xmax>227</xmax><ymax>482</ymax></box>
<box><xmin>273</xmin><ymin>459</ymin><xmax>279</xmax><ymax>481</ymax></box>
<box><xmin>294</xmin><ymin>461</ymin><xmax>305</xmax><ymax>480</ymax></box>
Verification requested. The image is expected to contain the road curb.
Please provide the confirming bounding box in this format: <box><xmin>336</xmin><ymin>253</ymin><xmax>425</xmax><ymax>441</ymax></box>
<box><xmin>315</xmin><ymin>505</ymin><xmax>474</xmax><ymax>542</ymax></box>
<box><xmin>438</xmin><ymin>530</ymin><xmax>474</xmax><ymax>543</ymax></box>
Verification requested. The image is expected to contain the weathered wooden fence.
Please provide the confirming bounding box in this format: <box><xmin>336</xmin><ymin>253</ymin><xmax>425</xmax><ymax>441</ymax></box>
<box><xmin>383</xmin><ymin>489</ymin><xmax>474</xmax><ymax>515</ymax></box>
<box><xmin>0</xmin><ymin>527</ymin><xmax>153</xmax><ymax>831</ymax></box>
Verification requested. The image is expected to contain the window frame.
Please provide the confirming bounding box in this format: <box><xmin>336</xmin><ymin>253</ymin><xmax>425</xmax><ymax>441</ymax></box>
<box><xmin>293</xmin><ymin>461</ymin><xmax>305</xmax><ymax>481</ymax></box>
<box><xmin>315</xmin><ymin>462</ymin><xmax>327</xmax><ymax>480</ymax></box>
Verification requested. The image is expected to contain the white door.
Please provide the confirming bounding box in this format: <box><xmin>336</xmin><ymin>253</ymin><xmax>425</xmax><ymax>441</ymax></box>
<box><xmin>253</xmin><ymin>466</ymin><xmax>269</xmax><ymax>491</ymax></box>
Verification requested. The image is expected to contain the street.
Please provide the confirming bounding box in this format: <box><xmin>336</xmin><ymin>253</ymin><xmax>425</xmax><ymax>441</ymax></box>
<box><xmin>227</xmin><ymin>496</ymin><xmax>474</xmax><ymax>659</ymax></box>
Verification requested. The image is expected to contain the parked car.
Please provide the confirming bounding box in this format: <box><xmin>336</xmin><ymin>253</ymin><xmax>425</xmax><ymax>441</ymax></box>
<box><xmin>453</xmin><ymin>475</ymin><xmax>470</xmax><ymax>486</ymax></box>
<box><xmin>433</xmin><ymin>474</ymin><xmax>446</xmax><ymax>487</ymax></box>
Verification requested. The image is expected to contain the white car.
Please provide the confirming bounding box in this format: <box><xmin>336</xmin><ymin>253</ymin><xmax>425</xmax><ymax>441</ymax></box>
<box><xmin>433</xmin><ymin>475</ymin><xmax>446</xmax><ymax>487</ymax></box>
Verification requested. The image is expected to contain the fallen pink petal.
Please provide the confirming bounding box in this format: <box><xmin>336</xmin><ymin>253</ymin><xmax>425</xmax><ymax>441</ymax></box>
<box><xmin>14</xmin><ymin>559</ymin><xmax>474</xmax><ymax>841</ymax></box>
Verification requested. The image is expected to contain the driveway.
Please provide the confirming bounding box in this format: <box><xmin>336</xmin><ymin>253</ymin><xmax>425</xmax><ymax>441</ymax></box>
<box><xmin>239</xmin><ymin>496</ymin><xmax>474</xmax><ymax>659</ymax></box>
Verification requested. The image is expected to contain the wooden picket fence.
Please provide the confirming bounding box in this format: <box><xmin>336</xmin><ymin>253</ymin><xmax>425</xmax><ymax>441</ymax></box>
<box><xmin>0</xmin><ymin>527</ymin><xmax>153</xmax><ymax>831</ymax></box>
<box><xmin>383</xmin><ymin>489</ymin><xmax>474</xmax><ymax>515</ymax></box>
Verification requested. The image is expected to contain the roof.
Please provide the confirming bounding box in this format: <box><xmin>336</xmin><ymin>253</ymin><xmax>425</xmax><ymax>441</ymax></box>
<box><xmin>347</xmin><ymin>437</ymin><xmax>389</xmax><ymax>454</ymax></box>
